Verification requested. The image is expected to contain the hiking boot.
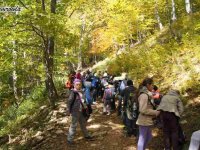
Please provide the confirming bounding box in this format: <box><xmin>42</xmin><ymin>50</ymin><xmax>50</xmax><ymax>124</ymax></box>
<box><xmin>92</xmin><ymin>102</ymin><xmax>97</xmax><ymax>105</ymax></box>
<box><xmin>102</xmin><ymin>112</ymin><xmax>107</xmax><ymax>115</ymax></box>
<box><xmin>85</xmin><ymin>136</ymin><xmax>94</xmax><ymax>140</ymax></box>
<box><xmin>67</xmin><ymin>140</ymin><xmax>75</xmax><ymax>145</ymax></box>
<box><xmin>107</xmin><ymin>112</ymin><xmax>111</xmax><ymax>116</ymax></box>
<box><xmin>125</xmin><ymin>133</ymin><xmax>132</xmax><ymax>137</ymax></box>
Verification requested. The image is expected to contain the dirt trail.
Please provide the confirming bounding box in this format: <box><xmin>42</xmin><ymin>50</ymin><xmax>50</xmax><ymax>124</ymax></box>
<box><xmin>25</xmin><ymin>99</ymin><xmax>136</xmax><ymax>150</ymax></box>
<box><xmin>7</xmin><ymin>96</ymin><xmax>199</xmax><ymax>150</ymax></box>
<box><xmin>29</xmin><ymin>99</ymin><xmax>139</xmax><ymax>150</ymax></box>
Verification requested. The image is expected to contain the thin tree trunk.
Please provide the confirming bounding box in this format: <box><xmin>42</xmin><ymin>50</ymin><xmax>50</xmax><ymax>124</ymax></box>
<box><xmin>171</xmin><ymin>0</ymin><xmax>176</xmax><ymax>21</ymax></box>
<box><xmin>12</xmin><ymin>41</ymin><xmax>19</xmax><ymax>108</ymax></box>
<box><xmin>185</xmin><ymin>0</ymin><xmax>192</xmax><ymax>14</ymax></box>
<box><xmin>21</xmin><ymin>51</ymin><xmax>26</xmax><ymax>97</ymax></box>
<box><xmin>77</xmin><ymin>14</ymin><xmax>85</xmax><ymax>70</ymax></box>
<box><xmin>42</xmin><ymin>0</ymin><xmax>45</xmax><ymax>11</ymax></box>
<box><xmin>155</xmin><ymin>0</ymin><xmax>163</xmax><ymax>30</ymax></box>
<box><xmin>166</xmin><ymin>0</ymin><xmax>175</xmax><ymax>36</ymax></box>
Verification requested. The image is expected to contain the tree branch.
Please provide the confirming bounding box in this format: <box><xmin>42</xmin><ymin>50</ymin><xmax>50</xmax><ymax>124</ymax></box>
<box><xmin>69</xmin><ymin>9</ymin><xmax>75</xmax><ymax>18</ymax></box>
<box><xmin>18</xmin><ymin>0</ymin><xmax>29</xmax><ymax>9</ymax></box>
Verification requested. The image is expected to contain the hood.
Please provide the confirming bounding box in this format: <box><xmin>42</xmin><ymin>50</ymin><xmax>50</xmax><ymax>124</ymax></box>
<box><xmin>167</xmin><ymin>90</ymin><xmax>180</xmax><ymax>97</ymax></box>
<box><xmin>139</xmin><ymin>86</ymin><xmax>152</xmax><ymax>97</ymax></box>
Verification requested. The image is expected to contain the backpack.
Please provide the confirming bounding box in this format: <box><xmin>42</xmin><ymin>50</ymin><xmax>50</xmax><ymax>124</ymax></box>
<box><xmin>91</xmin><ymin>77</ymin><xmax>98</xmax><ymax>88</ymax></box>
<box><xmin>126</xmin><ymin>87</ymin><xmax>138</xmax><ymax>119</ymax></box>
<box><xmin>105</xmin><ymin>88</ymin><xmax>114</xmax><ymax>100</ymax></box>
<box><xmin>120</xmin><ymin>80</ymin><xmax>126</xmax><ymax>91</ymax></box>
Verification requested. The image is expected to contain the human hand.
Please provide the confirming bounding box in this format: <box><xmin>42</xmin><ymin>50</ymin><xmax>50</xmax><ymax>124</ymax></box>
<box><xmin>66</xmin><ymin>111</ymin><xmax>71</xmax><ymax>116</ymax></box>
<box><xmin>156</xmin><ymin>111</ymin><xmax>160</xmax><ymax>117</ymax></box>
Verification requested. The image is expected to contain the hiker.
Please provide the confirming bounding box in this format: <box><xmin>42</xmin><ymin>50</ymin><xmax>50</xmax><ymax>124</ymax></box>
<box><xmin>75</xmin><ymin>69</ymin><xmax>82</xmax><ymax>80</ymax></box>
<box><xmin>152</xmin><ymin>85</ymin><xmax>162</xmax><ymax>106</ymax></box>
<box><xmin>84</xmin><ymin>70</ymin><xmax>93</xmax><ymax>104</ymax></box>
<box><xmin>91</xmin><ymin>73</ymin><xmax>100</xmax><ymax>104</ymax></box>
<box><xmin>123</xmin><ymin>80</ymin><xmax>138</xmax><ymax>137</ymax></box>
<box><xmin>189</xmin><ymin>130</ymin><xmax>200</xmax><ymax>150</ymax></box>
<box><xmin>65</xmin><ymin>71</ymin><xmax>76</xmax><ymax>89</ymax></box>
<box><xmin>102</xmin><ymin>83</ymin><xmax>114</xmax><ymax>115</ymax></box>
<box><xmin>117</xmin><ymin>74</ymin><xmax>128</xmax><ymax>116</ymax></box>
<box><xmin>103</xmin><ymin>70</ymin><xmax>108</xmax><ymax>78</ymax></box>
<box><xmin>151</xmin><ymin>85</ymin><xmax>163</xmax><ymax>129</ymax></box>
<box><xmin>67</xmin><ymin>79</ymin><xmax>93</xmax><ymax>144</ymax></box>
<box><xmin>109</xmin><ymin>82</ymin><xmax>116</xmax><ymax>112</ymax></box>
<box><xmin>157</xmin><ymin>89</ymin><xmax>184</xmax><ymax>150</ymax></box>
<box><xmin>136</xmin><ymin>77</ymin><xmax>160</xmax><ymax>150</ymax></box>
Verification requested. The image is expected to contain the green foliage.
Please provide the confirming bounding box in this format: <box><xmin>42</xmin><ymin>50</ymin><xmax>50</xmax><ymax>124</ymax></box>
<box><xmin>0</xmin><ymin>85</ymin><xmax>47</xmax><ymax>136</ymax></box>
<box><xmin>0</xmin><ymin>0</ymin><xmax>200</xmax><ymax>145</ymax></box>
<box><xmin>181</xmin><ymin>74</ymin><xmax>200</xmax><ymax>95</ymax></box>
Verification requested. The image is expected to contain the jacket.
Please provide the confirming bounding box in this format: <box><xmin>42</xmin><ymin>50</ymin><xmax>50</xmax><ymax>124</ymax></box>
<box><xmin>157</xmin><ymin>90</ymin><xmax>184</xmax><ymax>118</ymax></box>
<box><xmin>136</xmin><ymin>86</ymin><xmax>158</xmax><ymax>126</ymax></box>
<box><xmin>67</xmin><ymin>90</ymin><xmax>86</xmax><ymax>116</ymax></box>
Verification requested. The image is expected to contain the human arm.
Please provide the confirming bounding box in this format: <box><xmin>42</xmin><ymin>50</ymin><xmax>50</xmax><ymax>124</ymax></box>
<box><xmin>177</xmin><ymin>98</ymin><xmax>184</xmax><ymax>116</ymax></box>
<box><xmin>138</xmin><ymin>94</ymin><xmax>159</xmax><ymax>116</ymax></box>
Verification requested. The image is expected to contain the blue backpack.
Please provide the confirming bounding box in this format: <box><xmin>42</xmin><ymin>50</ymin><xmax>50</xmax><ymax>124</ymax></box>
<box><xmin>91</xmin><ymin>77</ymin><xmax>98</xmax><ymax>88</ymax></box>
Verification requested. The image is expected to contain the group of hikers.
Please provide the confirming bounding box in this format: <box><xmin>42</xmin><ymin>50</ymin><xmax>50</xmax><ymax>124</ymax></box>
<box><xmin>65</xmin><ymin>69</ymin><xmax>199</xmax><ymax>150</ymax></box>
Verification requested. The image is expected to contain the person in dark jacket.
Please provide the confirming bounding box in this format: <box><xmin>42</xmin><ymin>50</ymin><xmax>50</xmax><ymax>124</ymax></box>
<box><xmin>123</xmin><ymin>80</ymin><xmax>138</xmax><ymax>137</ymax></box>
<box><xmin>67</xmin><ymin>79</ymin><xmax>92</xmax><ymax>144</ymax></box>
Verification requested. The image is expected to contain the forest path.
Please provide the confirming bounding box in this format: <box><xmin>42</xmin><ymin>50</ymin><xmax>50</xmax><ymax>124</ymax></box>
<box><xmin>7</xmin><ymin>94</ymin><xmax>200</xmax><ymax>150</ymax></box>
<box><xmin>30</xmin><ymin>98</ymin><xmax>138</xmax><ymax>150</ymax></box>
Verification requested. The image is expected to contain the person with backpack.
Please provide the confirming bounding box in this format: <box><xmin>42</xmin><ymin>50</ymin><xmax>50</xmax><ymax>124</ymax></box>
<box><xmin>136</xmin><ymin>78</ymin><xmax>160</xmax><ymax>150</ymax></box>
<box><xmin>83</xmin><ymin>70</ymin><xmax>93</xmax><ymax>104</ymax></box>
<box><xmin>67</xmin><ymin>79</ymin><xmax>93</xmax><ymax>144</ymax></box>
<box><xmin>91</xmin><ymin>73</ymin><xmax>100</xmax><ymax>104</ymax></box>
<box><xmin>102</xmin><ymin>83</ymin><xmax>114</xmax><ymax>115</ymax></box>
<box><xmin>117</xmin><ymin>76</ymin><xmax>128</xmax><ymax>116</ymax></box>
<box><xmin>123</xmin><ymin>80</ymin><xmax>138</xmax><ymax>137</ymax></box>
<box><xmin>157</xmin><ymin>89</ymin><xmax>184</xmax><ymax>150</ymax></box>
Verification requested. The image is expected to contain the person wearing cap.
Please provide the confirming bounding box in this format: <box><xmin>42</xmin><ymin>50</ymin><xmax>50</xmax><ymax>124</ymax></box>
<box><xmin>67</xmin><ymin>79</ymin><xmax>92</xmax><ymax>144</ymax></box>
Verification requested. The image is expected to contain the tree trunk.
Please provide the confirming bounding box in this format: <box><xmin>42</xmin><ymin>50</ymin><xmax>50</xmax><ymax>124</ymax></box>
<box><xmin>43</xmin><ymin>0</ymin><xmax>58</xmax><ymax>108</ymax></box>
<box><xmin>42</xmin><ymin>0</ymin><xmax>45</xmax><ymax>11</ymax></box>
<box><xmin>12</xmin><ymin>41</ymin><xmax>19</xmax><ymax>108</ymax></box>
<box><xmin>166</xmin><ymin>0</ymin><xmax>175</xmax><ymax>36</ymax></box>
<box><xmin>185</xmin><ymin>0</ymin><xmax>192</xmax><ymax>14</ymax></box>
<box><xmin>44</xmin><ymin>37</ymin><xmax>58</xmax><ymax>108</ymax></box>
<box><xmin>155</xmin><ymin>0</ymin><xmax>163</xmax><ymax>30</ymax></box>
<box><xmin>171</xmin><ymin>0</ymin><xmax>176</xmax><ymax>21</ymax></box>
<box><xmin>77</xmin><ymin>15</ymin><xmax>85</xmax><ymax>70</ymax></box>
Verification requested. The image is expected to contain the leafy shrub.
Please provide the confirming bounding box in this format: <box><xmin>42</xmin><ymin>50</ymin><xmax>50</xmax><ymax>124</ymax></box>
<box><xmin>0</xmin><ymin>85</ymin><xmax>47</xmax><ymax>136</ymax></box>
